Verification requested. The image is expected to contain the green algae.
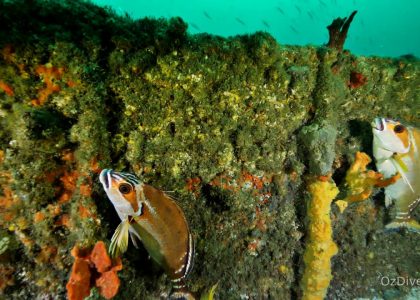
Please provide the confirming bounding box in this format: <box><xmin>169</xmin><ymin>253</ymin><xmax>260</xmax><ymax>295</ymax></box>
<box><xmin>0</xmin><ymin>0</ymin><xmax>419</xmax><ymax>299</ymax></box>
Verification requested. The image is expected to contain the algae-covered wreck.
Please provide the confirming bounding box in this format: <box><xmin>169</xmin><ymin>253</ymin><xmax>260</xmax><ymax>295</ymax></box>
<box><xmin>0</xmin><ymin>0</ymin><xmax>419</xmax><ymax>299</ymax></box>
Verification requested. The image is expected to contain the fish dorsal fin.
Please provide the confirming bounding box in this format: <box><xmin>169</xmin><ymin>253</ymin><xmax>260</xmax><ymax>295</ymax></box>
<box><xmin>109</xmin><ymin>218</ymin><xmax>130</xmax><ymax>258</ymax></box>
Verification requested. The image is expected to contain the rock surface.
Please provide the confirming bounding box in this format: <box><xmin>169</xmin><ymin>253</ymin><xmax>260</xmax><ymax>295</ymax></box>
<box><xmin>0</xmin><ymin>0</ymin><xmax>419</xmax><ymax>299</ymax></box>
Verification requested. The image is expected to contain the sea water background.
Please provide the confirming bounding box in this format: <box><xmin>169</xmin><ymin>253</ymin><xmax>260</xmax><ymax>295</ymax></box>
<box><xmin>92</xmin><ymin>0</ymin><xmax>420</xmax><ymax>58</ymax></box>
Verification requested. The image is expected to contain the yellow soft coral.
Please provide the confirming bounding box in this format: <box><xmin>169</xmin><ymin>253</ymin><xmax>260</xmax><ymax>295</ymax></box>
<box><xmin>301</xmin><ymin>178</ymin><xmax>339</xmax><ymax>300</ymax></box>
<box><xmin>337</xmin><ymin>152</ymin><xmax>400</xmax><ymax>210</ymax></box>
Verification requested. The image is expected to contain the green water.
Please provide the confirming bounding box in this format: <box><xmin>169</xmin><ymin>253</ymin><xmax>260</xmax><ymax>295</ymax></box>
<box><xmin>92</xmin><ymin>0</ymin><xmax>420</xmax><ymax>58</ymax></box>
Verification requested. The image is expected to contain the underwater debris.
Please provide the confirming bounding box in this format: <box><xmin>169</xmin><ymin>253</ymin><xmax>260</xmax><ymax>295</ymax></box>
<box><xmin>301</xmin><ymin>177</ymin><xmax>338</xmax><ymax>300</ymax></box>
<box><xmin>326</xmin><ymin>11</ymin><xmax>357</xmax><ymax>52</ymax></box>
<box><xmin>348</xmin><ymin>71</ymin><xmax>367</xmax><ymax>89</ymax></box>
<box><xmin>337</xmin><ymin>151</ymin><xmax>400</xmax><ymax>208</ymax></box>
<box><xmin>66</xmin><ymin>241</ymin><xmax>122</xmax><ymax>300</ymax></box>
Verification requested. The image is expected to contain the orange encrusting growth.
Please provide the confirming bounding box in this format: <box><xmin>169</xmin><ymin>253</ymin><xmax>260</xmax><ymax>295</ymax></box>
<box><xmin>0</xmin><ymin>150</ymin><xmax>21</xmax><ymax>227</ymax></box>
<box><xmin>33</xmin><ymin>212</ymin><xmax>46</xmax><ymax>223</ymax></box>
<box><xmin>341</xmin><ymin>151</ymin><xmax>400</xmax><ymax>203</ymax></box>
<box><xmin>0</xmin><ymin>81</ymin><xmax>14</xmax><ymax>96</ymax></box>
<box><xmin>185</xmin><ymin>171</ymin><xmax>273</xmax><ymax>251</ymax></box>
<box><xmin>90</xmin><ymin>241</ymin><xmax>112</xmax><ymax>273</ymax></box>
<box><xmin>301</xmin><ymin>177</ymin><xmax>339</xmax><ymax>300</ymax></box>
<box><xmin>66</xmin><ymin>241</ymin><xmax>122</xmax><ymax>300</ymax></box>
<box><xmin>42</xmin><ymin>151</ymin><xmax>100</xmax><ymax>225</ymax></box>
<box><xmin>54</xmin><ymin>214</ymin><xmax>72</xmax><ymax>228</ymax></box>
<box><xmin>35</xmin><ymin>245</ymin><xmax>58</xmax><ymax>264</ymax></box>
<box><xmin>0</xmin><ymin>265</ymin><xmax>15</xmax><ymax>294</ymax></box>
<box><xmin>185</xmin><ymin>171</ymin><xmax>272</xmax><ymax>196</ymax></box>
<box><xmin>348</xmin><ymin>71</ymin><xmax>367</xmax><ymax>89</ymax></box>
<box><xmin>2</xmin><ymin>46</ymin><xmax>77</xmax><ymax>106</ymax></box>
<box><xmin>66</xmin><ymin>247</ymin><xmax>91</xmax><ymax>300</ymax></box>
<box><xmin>0</xmin><ymin>147</ymin><xmax>103</xmax><ymax>285</ymax></box>
<box><xmin>31</xmin><ymin>65</ymin><xmax>68</xmax><ymax>106</ymax></box>
<box><xmin>185</xmin><ymin>177</ymin><xmax>201</xmax><ymax>197</ymax></box>
<box><xmin>1</xmin><ymin>44</ymin><xmax>15</xmax><ymax>63</ymax></box>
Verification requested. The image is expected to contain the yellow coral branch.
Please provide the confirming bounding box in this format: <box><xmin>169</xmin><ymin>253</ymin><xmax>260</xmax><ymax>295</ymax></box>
<box><xmin>338</xmin><ymin>152</ymin><xmax>400</xmax><ymax>206</ymax></box>
<box><xmin>301</xmin><ymin>178</ymin><xmax>339</xmax><ymax>300</ymax></box>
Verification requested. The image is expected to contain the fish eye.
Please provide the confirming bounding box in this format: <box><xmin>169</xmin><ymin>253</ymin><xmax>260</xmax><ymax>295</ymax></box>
<box><xmin>118</xmin><ymin>183</ymin><xmax>132</xmax><ymax>194</ymax></box>
<box><xmin>393</xmin><ymin>125</ymin><xmax>405</xmax><ymax>134</ymax></box>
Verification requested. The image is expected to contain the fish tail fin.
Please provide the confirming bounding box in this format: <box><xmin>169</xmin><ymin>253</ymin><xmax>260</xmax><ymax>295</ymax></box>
<box><xmin>169</xmin><ymin>280</ymin><xmax>195</xmax><ymax>300</ymax></box>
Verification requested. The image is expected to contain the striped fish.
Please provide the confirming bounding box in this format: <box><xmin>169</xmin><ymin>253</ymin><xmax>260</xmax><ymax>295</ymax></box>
<box><xmin>99</xmin><ymin>169</ymin><xmax>195</xmax><ymax>299</ymax></box>
<box><xmin>372</xmin><ymin>118</ymin><xmax>420</xmax><ymax>232</ymax></box>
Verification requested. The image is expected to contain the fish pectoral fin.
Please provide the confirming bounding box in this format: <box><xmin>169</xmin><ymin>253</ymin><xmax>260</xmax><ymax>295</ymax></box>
<box><xmin>130</xmin><ymin>231</ymin><xmax>140</xmax><ymax>248</ymax></box>
<box><xmin>109</xmin><ymin>219</ymin><xmax>130</xmax><ymax>258</ymax></box>
<box><xmin>392</xmin><ymin>154</ymin><xmax>408</xmax><ymax>173</ymax></box>
<box><xmin>390</xmin><ymin>158</ymin><xmax>415</xmax><ymax>193</ymax></box>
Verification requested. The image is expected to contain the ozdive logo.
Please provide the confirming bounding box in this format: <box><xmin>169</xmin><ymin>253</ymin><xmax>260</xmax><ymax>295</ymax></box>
<box><xmin>377</xmin><ymin>272</ymin><xmax>420</xmax><ymax>287</ymax></box>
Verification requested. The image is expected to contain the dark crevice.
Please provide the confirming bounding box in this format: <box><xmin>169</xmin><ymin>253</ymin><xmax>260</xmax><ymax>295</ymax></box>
<box><xmin>348</xmin><ymin>119</ymin><xmax>373</xmax><ymax>155</ymax></box>
<box><xmin>291</xmin><ymin>248</ymin><xmax>302</xmax><ymax>300</ymax></box>
<box><xmin>201</xmin><ymin>184</ymin><xmax>231</xmax><ymax>213</ymax></box>
<box><xmin>103</xmin><ymin>87</ymin><xmax>126</xmax><ymax>163</ymax></box>
<box><xmin>332</xmin><ymin>157</ymin><xmax>350</xmax><ymax>186</ymax></box>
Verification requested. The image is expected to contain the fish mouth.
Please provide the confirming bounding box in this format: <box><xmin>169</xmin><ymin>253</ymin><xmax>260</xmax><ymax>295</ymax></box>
<box><xmin>371</xmin><ymin>117</ymin><xmax>385</xmax><ymax>131</ymax></box>
<box><xmin>99</xmin><ymin>169</ymin><xmax>111</xmax><ymax>189</ymax></box>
